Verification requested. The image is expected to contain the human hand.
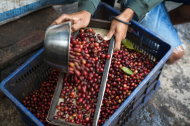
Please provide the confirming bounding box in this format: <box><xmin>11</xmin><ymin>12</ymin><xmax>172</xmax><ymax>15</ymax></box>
<box><xmin>104</xmin><ymin>8</ymin><xmax>134</xmax><ymax>50</ymax></box>
<box><xmin>52</xmin><ymin>10</ymin><xmax>91</xmax><ymax>32</ymax></box>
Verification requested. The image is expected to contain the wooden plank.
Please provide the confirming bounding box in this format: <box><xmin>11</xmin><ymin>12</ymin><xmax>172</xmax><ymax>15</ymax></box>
<box><xmin>0</xmin><ymin>7</ymin><xmax>59</xmax><ymax>70</ymax></box>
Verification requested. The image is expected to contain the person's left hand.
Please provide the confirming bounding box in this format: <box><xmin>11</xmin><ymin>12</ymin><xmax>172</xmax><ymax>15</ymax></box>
<box><xmin>104</xmin><ymin>8</ymin><xmax>134</xmax><ymax>50</ymax></box>
<box><xmin>51</xmin><ymin>10</ymin><xmax>91</xmax><ymax>32</ymax></box>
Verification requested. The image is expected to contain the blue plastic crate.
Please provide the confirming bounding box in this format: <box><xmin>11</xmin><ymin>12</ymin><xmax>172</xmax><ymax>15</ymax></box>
<box><xmin>1</xmin><ymin>2</ymin><xmax>172</xmax><ymax>126</ymax></box>
<box><xmin>0</xmin><ymin>0</ymin><xmax>76</xmax><ymax>25</ymax></box>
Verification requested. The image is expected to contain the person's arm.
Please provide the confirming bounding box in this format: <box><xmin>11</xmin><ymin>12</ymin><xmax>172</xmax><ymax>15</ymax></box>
<box><xmin>52</xmin><ymin>0</ymin><xmax>100</xmax><ymax>31</ymax></box>
<box><xmin>125</xmin><ymin>0</ymin><xmax>163</xmax><ymax>20</ymax></box>
<box><xmin>78</xmin><ymin>0</ymin><xmax>100</xmax><ymax>15</ymax></box>
<box><xmin>105</xmin><ymin>8</ymin><xmax>134</xmax><ymax>50</ymax></box>
<box><xmin>105</xmin><ymin>0</ymin><xmax>163</xmax><ymax>50</ymax></box>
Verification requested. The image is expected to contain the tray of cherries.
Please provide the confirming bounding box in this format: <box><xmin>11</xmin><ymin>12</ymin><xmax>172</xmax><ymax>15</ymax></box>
<box><xmin>47</xmin><ymin>19</ymin><xmax>115</xmax><ymax>126</ymax></box>
<box><xmin>46</xmin><ymin>19</ymin><xmax>157</xmax><ymax>126</ymax></box>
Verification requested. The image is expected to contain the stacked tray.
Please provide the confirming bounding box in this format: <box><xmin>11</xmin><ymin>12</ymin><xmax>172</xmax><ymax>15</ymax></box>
<box><xmin>47</xmin><ymin>19</ymin><xmax>115</xmax><ymax>126</ymax></box>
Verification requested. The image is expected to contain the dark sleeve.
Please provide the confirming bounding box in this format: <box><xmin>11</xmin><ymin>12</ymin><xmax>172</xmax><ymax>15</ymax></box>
<box><xmin>124</xmin><ymin>0</ymin><xmax>163</xmax><ymax>20</ymax></box>
<box><xmin>78</xmin><ymin>0</ymin><xmax>100</xmax><ymax>14</ymax></box>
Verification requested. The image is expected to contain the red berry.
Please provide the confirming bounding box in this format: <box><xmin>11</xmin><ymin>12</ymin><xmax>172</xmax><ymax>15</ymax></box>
<box><xmin>106</xmin><ymin>54</ymin><xmax>111</xmax><ymax>59</ymax></box>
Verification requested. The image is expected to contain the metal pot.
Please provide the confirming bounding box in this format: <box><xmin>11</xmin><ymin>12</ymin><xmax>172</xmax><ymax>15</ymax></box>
<box><xmin>44</xmin><ymin>21</ymin><xmax>71</xmax><ymax>73</ymax></box>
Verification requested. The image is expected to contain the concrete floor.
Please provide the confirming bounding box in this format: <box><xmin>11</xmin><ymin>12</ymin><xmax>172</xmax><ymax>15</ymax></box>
<box><xmin>0</xmin><ymin>1</ymin><xmax>190</xmax><ymax>126</ymax></box>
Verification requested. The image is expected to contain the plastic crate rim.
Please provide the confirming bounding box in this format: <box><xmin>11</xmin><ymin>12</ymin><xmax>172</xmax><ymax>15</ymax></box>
<box><xmin>98</xmin><ymin>2</ymin><xmax>173</xmax><ymax>52</ymax></box>
<box><xmin>103</xmin><ymin>80</ymin><xmax>161</xmax><ymax>126</ymax></box>
<box><xmin>103</xmin><ymin>48</ymin><xmax>172</xmax><ymax>126</ymax></box>
<box><xmin>0</xmin><ymin>48</ymin><xmax>45</xmax><ymax>126</ymax></box>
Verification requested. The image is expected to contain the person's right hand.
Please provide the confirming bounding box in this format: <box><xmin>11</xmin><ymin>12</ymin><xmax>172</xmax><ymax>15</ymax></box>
<box><xmin>52</xmin><ymin>10</ymin><xmax>91</xmax><ymax>32</ymax></box>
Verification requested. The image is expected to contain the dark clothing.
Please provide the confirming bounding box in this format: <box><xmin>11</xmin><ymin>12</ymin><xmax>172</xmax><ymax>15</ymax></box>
<box><xmin>169</xmin><ymin>0</ymin><xmax>190</xmax><ymax>4</ymax></box>
<box><xmin>79</xmin><ymin>0</ymin><xmax>190</xmax><ymax>20</ymax></box>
